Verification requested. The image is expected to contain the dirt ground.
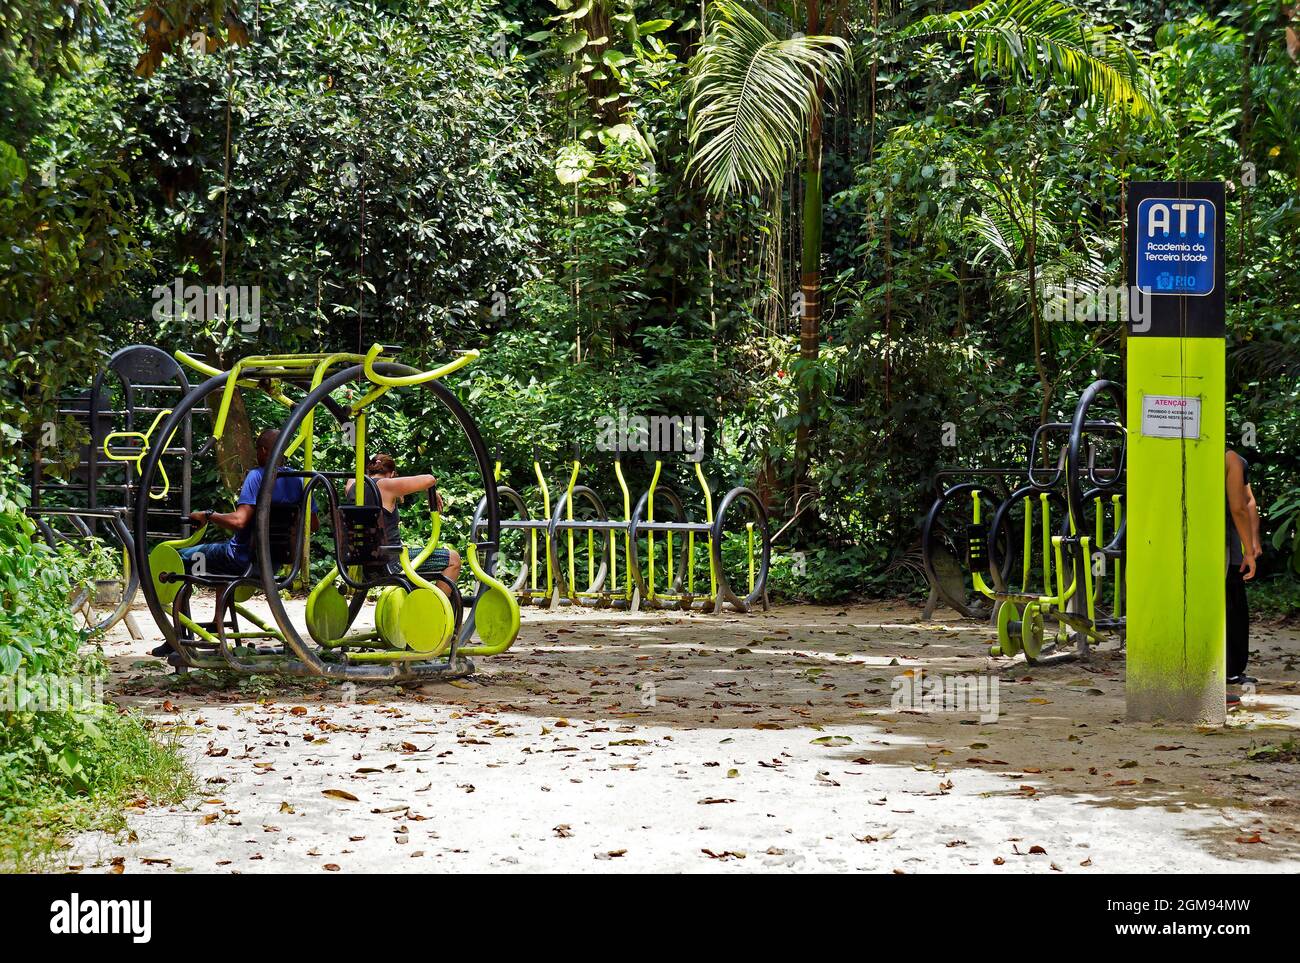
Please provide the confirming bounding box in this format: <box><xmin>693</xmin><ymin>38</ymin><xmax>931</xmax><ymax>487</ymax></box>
<box><xmin>67</xmin><ymin>596</ymin><xmax>1300</xmax><ymax>874</ymax></box>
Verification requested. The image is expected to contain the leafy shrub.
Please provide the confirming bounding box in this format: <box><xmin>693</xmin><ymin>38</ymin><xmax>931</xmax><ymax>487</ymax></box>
<box><xmin>0</xmin><ymin>462</ymin><xmax>189</xmax><ymax>868</ymax></box>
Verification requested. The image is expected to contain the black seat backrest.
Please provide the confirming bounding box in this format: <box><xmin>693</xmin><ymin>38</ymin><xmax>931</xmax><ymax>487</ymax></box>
<box><xmin>265</xmin><ymin>502</ymin><xmax>304</xmax><ymax>570</ymax></box>
<box><xmin>336</xmin><ymin>503</ymin><xmax>394</xmax><ymax>568</ymax></box>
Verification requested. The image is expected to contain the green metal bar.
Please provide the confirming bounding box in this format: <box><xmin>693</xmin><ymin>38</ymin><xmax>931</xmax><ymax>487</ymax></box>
<box><xmin>747</xmin><ymin>521</ymin><xmax>755</xmax><ymax>594</ymax></box>
<box><xmin>970</xmin><ymin>490</ymin><xmax>995</xmax><ymax>599</ymax></box>
<box><xmin>565</xmin><ymin>459</ymin><xmax>579</xmax><ymax>599</ymax></box>
<box><xmin>1112</xmin><ymin>494</ymin><xmax>1124</xmax><ymax>617</ymax></box>
<box><xmin>354</xmin><ymin>411</ymin><xmax>366</xmax><ymax>506</ymax></box>
<box><xmin>232</xmin><ymin>603</ymin><xmax>277</xmax><ymax>633</ymax></box>
<box><xmin>1080</xmin><ymin>535</ymin><xmax>1096</xmax><ymax>624</ymax></box>
<box><xmin>614</xmin><ymin>458</ymin><xmax>632</xmax><ymax>599</ymax></box>
<box><xmin>647</xmin><ymin>460</ymin><xmax>661</xmax><ymax>599</ymax></box>
<box><xmin>1040</xmin><ymin>493</ymin><xmax>1051</xmax><ymax>597</ymax></box>
<box><xmin>1021</xmin><ymin>495</ymin><xmax>1032</xmax><ymax>593</ymax></box>
<box><xmin>535</xmin><ymin>458</ymin><xmax>553</xmax><ymax>596</ymax></box>
<box><xmin>695</xmin><ymin>462</ymin><xmax>717</xmax><ymax>599</ymax></box>
<box><xmin>1093</xmin><ymin>496</ymin><xmax>1104</xmax><ymax>605</ymax></box>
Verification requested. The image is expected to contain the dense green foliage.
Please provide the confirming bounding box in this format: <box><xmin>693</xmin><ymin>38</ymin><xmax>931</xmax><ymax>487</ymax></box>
<box><xmin>4</xmin><ymin>0</ymin><xmax>1300</xmax><ymax>614</ymax></box>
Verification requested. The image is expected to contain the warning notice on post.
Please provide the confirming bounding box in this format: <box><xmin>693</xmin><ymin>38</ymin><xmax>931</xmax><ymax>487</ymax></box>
<box><xmin>1141</xmin><ymin>394</ymin><xmax>1202</xmax><ymax>439</ymax></box>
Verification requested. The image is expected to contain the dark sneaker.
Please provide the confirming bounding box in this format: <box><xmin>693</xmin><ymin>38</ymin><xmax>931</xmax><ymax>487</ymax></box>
<box><xmin>1227</xmin><ymin>674</ymin><xmax>1258</xmax><ymax>685</ymax></box>
<box><xmin>150</xmin><ymin>642</ymin><xmax>172</xmax><ymax>657</ymax></box>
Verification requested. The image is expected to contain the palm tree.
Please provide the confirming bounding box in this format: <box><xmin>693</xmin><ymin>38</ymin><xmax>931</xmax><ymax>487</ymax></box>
<box><xmin>687</xmin><ymin>0</ymin><xmax>1156</xmax><ymax>474</ymax></box>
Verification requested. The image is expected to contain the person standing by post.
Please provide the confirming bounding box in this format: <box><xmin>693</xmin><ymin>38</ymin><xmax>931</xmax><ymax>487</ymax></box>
<box><xmin>1226</xmin><ymin>449</ymin><xmax>1261</xmax><ymax>686</ymax></box>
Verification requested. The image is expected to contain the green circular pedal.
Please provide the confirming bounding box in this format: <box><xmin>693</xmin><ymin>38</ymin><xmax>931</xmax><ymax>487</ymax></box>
<box><xmin>150</xmin><ymin>543</ymin><xmax>184</xmax><ymax>606</ymax></box>
<box><xmin>996</xmin><ymin>601</ymin><xmax>1021</xmax><ymax>657</ymax></box>
<box><xmin>306</xmin><ymin>577</ymin><xmax>350</xmax><ymax>645</ymax></box>
<box><xmin>399</xmin><ymin>587</ymin><xmax>453</xmax><ymax>653</ymax></box>
<box><xmin>1021</xmin><ymin>602</ymin><xmax>1046</xmax><ymax>662</ymax></box>
<box><xmin>474</xmin><ymin>583</ymin><xmax>521</xmax><ymax>650</ymax></box>
<box><xmin>375</xmin><ymin>586</ymin><xmax>409</xmax><ymax>649</ymax></box>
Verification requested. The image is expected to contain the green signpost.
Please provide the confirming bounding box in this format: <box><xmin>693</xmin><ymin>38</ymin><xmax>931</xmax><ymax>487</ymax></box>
<box><xmin>1125</xmin><ymin>181</ymin><xmax>1227</xmax><ymax>724</ymax></box>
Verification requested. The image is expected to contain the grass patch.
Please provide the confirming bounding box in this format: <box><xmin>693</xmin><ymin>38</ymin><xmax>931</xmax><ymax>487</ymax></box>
<box><xmin>0</xmin><ymin>710</ymin><xmax>192</xmax><ymax>873</ymax></box>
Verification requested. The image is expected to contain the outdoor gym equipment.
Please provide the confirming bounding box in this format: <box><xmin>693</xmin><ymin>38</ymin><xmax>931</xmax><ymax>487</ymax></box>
<box><xmin>471</xmin><ymin>445</ymin><xmax>771</xmax><ymax>614</ymax></box>
<box><xmin>921</xmin><ymin>379</ymin><xmax>1126</xmax><ymax>662</ymax></box>
<box><xmin>25</xmin><ymin>344</ymin><xmax>198</xmax><ymax>637</ymax></box>
<box><xmin>133</xmin><ymin>344</ymin><xmax>519</xmax><ymax>682</ymax></box>
<box><xmin>992</xmin><ymin>381</ymin><xmax>1126</xmax><ymax>662</ymax></box>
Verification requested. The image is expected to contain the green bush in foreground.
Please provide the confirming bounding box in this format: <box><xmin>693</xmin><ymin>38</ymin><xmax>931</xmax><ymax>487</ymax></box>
<box><xmin>0</xmin><ymin>469</ymin><xmax>190</xmax><ymax>872</ymax></box>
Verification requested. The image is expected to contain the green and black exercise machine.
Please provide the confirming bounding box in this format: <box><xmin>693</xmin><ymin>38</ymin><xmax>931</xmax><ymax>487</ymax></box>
<box><xmin>473</xmin><ymin>445</ymin><xmax>772</xmax><ymax>614</ymax></box>
<box><xmin>25</xmin><ymin>344</ymin><xmax>199</xmax><ymax>638</ymax></box>
<box><xmin>135</xmin><ymin>344</ymin><xmax>520</xmax><ymax>682</ymax></box>
<box><xmin>921</xmin><ymin>381</ymin><xmax>1126</xmax><ymax>663</ymax></box>
<box><xmin>626</xmin><ymin>452</ymin><xmax>771</xmax><ymax>613</ymax></box>
<box><xmin>991</xmin><ymin>380</ymin><xmax>1126</xmax><ymax>663</ymax></box>
<box><xmin>471</xmin><ymin>444</ymin><xmax>629</xmax><ymax>609</ymax></box>
<box><xmin>921</xmin><ymin>422</ymin><xmax>1078</xmax><ymax>622</ymax></box>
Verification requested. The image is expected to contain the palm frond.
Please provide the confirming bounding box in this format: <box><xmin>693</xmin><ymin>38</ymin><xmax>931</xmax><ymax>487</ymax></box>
<box><xmin>963</xmin><ymin>207</ymin><xmax>1018</xmax><ymax>265</ymax></box>
<box><xmin>1231</xmin><ymin>339</ymin><xmax>1300</xmax><ymax>381</ymax></box>
<box><xmin>687</xmin><ymin>1</ymin><xmax>849</xmax><ymax>198</ymax></box>
<box><xmin>897</xmin><ymin>0</ymin><xmax>1157</xmax><ymax>119</ymax></box>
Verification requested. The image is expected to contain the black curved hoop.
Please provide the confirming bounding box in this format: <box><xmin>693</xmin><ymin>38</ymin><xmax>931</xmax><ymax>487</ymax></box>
<box><xmin>628</xmin><ymin>486</ymin><xmax>692</xmax><ymax>607</ymax></box>
<box><xmin>548</xmin><ymin>485</ymin><xmax>614</xmax><ymax>601</ymax></box>
<box><xmin>471</xmin><ymin>485</ymin><xmax>532</xmax><ymax>594</ymax></box>
<box><xmin>920</xmin><ymin>481</ymin><xmax>1000</xmax><ymax>619</ymax></box>
<box><xmin>1066</xmin><ymin>380</ymin><xmax>1126</xmax><ymax>554</ymax></box>
<box><xmin>710</xmin><ymin>486</ymin><xmax>771</xmax><ymax>612</ymax></box>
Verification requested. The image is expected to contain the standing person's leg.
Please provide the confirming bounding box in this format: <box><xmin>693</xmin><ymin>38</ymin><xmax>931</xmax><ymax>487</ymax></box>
<box><xmin>1225</xmin><ymin>566</ymin><xmax>1249</xmax><ymax>681</ymax></box>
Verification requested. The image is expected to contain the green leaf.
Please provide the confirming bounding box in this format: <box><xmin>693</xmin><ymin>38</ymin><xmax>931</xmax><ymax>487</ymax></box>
<box><xmin>558</xmin><ymin>30</ymin><xmax>589</xmax><ymax>55</ymax></box>
<box><xmin>554</xmin><ymin>144</ymin><xmax>596</xmax><ymax>184</ymax></box>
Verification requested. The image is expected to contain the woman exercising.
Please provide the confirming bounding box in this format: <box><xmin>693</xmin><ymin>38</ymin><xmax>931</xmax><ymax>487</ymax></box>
<box><xmin>346</xmin><ymin>453</ymin><xmax>462</xmax><ymax>596</ymax></box>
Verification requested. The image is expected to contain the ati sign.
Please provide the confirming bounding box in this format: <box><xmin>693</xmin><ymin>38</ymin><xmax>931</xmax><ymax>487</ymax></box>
<box><xmin>1134</xmin><ymin>197</ymin><xmax>1216</xmax><ymax>296</ymax></box>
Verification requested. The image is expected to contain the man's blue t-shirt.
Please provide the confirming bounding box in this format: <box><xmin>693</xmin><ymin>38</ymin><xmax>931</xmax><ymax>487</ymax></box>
<box><xmin>210</xmin><ymin>467</ymin><xmax>305</xmax><ymax>567</ymax></box>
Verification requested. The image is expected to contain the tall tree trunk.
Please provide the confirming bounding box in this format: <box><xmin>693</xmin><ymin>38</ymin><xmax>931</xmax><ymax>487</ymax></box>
<box><xmin>793</xmin><ymin>0</ymin><xmax>829</xmax><ymax>478</ymax></box>
<box><xmin>795</xmin><ymin>100</ymin><xmax>823</xmax><ymax>475</ymax></box>
<box><xmin>207</xmin><ymin>382</ymin><xmax>257</xmax><ymax>495</ymax></box>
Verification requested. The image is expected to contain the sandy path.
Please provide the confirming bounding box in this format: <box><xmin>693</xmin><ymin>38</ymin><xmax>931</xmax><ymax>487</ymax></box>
<box><xmin>68</xmin><ymin>600</ymin><xmax>1300</xmax><ymax>873</ymax></box>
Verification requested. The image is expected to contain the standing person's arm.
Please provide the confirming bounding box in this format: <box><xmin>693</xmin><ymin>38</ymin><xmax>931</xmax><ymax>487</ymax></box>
<box><xmin>1227</xmin><ymin>452</ymin><xmax>1256</xmax><ymax>579</ymax></box>
<box><xmin>1245</xmin><ymin>481</ymin><xmax>1262</xmax><ymax>560</ymax></box>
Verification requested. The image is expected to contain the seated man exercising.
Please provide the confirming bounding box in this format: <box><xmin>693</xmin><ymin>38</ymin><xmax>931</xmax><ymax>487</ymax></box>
<box><xmin>151</xmin><ymin>429</ymin><xmax>316</xmax><ymax>656</ymax></box>
<box><xmin>181</xmin><ymin>428</ymin><xmax>318</xmax><ymax>576</ymax></box>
